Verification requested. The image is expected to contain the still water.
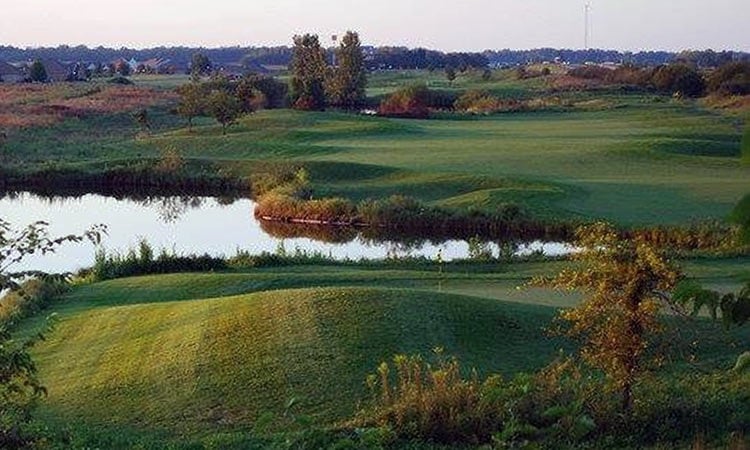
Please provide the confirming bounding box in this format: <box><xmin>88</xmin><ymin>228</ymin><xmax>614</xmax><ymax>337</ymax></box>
<box><xmin>1</xmin><ymin>192</ymin><xmax>572</xmax><ymax>273</ymax></box>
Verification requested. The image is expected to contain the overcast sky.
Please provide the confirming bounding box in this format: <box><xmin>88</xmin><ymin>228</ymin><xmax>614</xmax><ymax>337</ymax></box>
<box><xmin>1</xmin><ymin>0</ymin><xmax>748</xmax><ymax>51</ymax></box>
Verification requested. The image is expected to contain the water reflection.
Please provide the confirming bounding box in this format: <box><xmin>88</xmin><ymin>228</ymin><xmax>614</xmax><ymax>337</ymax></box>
<box><xmin>0</xmin><ymin>191</ymin><xmax>573</xmax><ymax>274</ymax></box>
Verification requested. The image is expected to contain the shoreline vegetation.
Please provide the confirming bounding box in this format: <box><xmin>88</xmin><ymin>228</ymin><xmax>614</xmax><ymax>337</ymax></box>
<box><xmin>2</xmin><ymin>169</ymin><xmax>745</xmax><ymax>256</ymax></box>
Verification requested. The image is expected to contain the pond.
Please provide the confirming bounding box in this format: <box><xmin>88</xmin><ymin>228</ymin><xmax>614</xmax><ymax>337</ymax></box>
<box><xmin>1</xmin><ymin>192</ymin><xmax>573</xmax><ymax>274</ymax></box>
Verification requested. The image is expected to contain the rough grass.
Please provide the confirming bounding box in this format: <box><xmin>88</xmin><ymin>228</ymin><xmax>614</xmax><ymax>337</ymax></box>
<box><xmin>0</xmin><ymin>83</ymin><xmax>176</xmax><ymax>129</ymax></box>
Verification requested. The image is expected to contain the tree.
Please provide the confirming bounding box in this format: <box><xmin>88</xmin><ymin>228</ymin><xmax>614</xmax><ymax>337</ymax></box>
<box><xmin>290</xmin><ymin>34</ymin><xmax>328</xmax><ymax>111</ymax></box>
<box><xmin>445</xmin><ymin>66</ymin><xmax>457</xmax><ymax>86</ymax></box>
<box><xmin>707</xmin><ymin>61</ymin><xmax>750</xmax><ymax>96</ymax></box>
<box><xmin>378</xmin><ymin>84</ymin><xmax>430</xmax><ymax>119</ymax></box>
<box><xmin>238</xmin><ymin>74</ymin><xmax>288</xmax><ymax>109</ymax></box>
<box><xmin>650</xmin><ymin>64</ymin><xmax>705</xmax><ymax>97</ymax></box>
<box><xmin>327</xmin><ymin>31</ymin><xmax>367</xmax><ymax>109</ymax></box>
<box><xmin>176</xmin><ymin>82</ymin><xmax>206</xmax><ymax>131</ymax></box>
<box><xmin>116</xmin><ymin>61</ymin><xmax>131</xmax><ymax>77</ymax></box>
<box><xmin>540</xmin><ymin>222</ymin><xmax>680</xmax><ymax>412</ymax></box>
<box><xmin>235</xmin><ymin>77</ymin><xmax>267</xmax><ymax>114</ymax></box>
<box><xmin>191</xmin><ymin>53</ymin><xmax>212</xmax><ymax>79</ymax></box>
<box><xmin>206</xmin><ymin>89</ymin><xmax>242</xmax><ymax>135</ymax></box>
<box><xmin>1</xmin><ymin>219</ymin><xmax>104</xmax><ymax>447</ymax></box>
<box><xmin>28</xmin><ymin>60</ymin><xmax>47</xmax><ymax>83</ymax></box>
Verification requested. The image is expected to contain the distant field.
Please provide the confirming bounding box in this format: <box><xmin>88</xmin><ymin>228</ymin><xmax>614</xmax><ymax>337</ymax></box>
<box><xmin>3</xmin><ymin>71</ymin><xmax>748</xmax><ymax>226</ymax></box>
<box><xmin>22</xmin><ymin>258</ymin><xmax>748</xmax><ymax>440</ymax></box>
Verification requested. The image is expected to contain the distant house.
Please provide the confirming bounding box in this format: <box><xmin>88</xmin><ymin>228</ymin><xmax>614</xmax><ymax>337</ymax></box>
<box><xmin>0</xmin><ymin>61</ymin><xmax>25</xmax><ymax>83</ymax></box>
<box><xmin>140</xmin><ymin>57</ymin><xmax>174</xmax><ymax>74</ymax></box>
<box><xmin>28</xmin><ymin>59</ymin><xmax>73</xmax><ymax>82</ymax></box>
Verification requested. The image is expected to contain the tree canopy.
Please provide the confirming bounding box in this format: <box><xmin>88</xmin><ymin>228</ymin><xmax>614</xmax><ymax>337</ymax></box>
<box><xmin>541</xmin><ymin>222</ymin><xmax>681</xmax><ymax>412</ymax></box>
<box><xmin>326</xmin><ymin>31</ymin><xmax>367</xmax><ymax>109</ymax></box>
<box><xmin>28</xmin><ymin>60</ymin><xmax>47</xmax><ymax>83</ymax></box>
<box><xmin>290</xmin><ymin>34</ymin><xmax>328</xmax><ymax>111</ymax></box>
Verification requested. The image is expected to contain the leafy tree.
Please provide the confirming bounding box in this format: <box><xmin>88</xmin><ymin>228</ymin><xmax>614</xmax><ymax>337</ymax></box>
<box><xmin>707</xmin><ymin>61</ymin><xmax>750</xmax><ymax>96</ymax></box>
<box><xmin>28</xmin><ymin>60</ymin><xmax>47</xmax><ymax>83</ymax></box>
<box><xmin>290</xmin><ymin>34</ymin><xmax>328</xmax><ymax>111</ymax></box>
<box><xmin>742</xmin><ymin>123</ymin><xmax>750</xmax><ymax>166</ymax></box>
<box><xmin>445</xmin><ymin>66</ymin><xmax>457</xmax><ymax>86</ymax></box>
<box><xmin>650</xmin><ymin>64</ymin><xmax>705</xmax><ymax>97</ymax></box>
<box><xmin>540</xmin><ymin>222</ymin><xmax>680</xmax><ymax>412</ymax></box>
<box><xmin>0</xmin><ymin>219</ymin><xmax>104</xmax><ymax>448</ymax></box>
<box><xmin>238</xmin><ymin>74</ymin><xmax>288</xmax><ymax>109</ymax></box>
<box><xmin>206</xmin><ymin>89</ymin><xmax>242</xmax><ymax>135</ymax></box>
<box><xmin>235</xmin><ymin>77</ymin><xmax>267</xmax><ymax>114</ymax></box>
<box><xmin>191</xmin><ymin>52</ymin><xmax>212</xmax><ymax>78</ymax></box>
<box><xmin>378</xmin><ymin>84</ymin><xmax>430</xmax><ymax>119</ymax></box>
<box><xmin>326</xmin><ymin>31</ymin><xmax>367</xmax><ymax>109</ymax></box>
<box><xmin>176</xmin><ymin>82</ymin><xmax>206</xmax><ymax>131</ymax></box>
<box><xmin>116</xmin><ymin>61</ymin><xmax>131</xmax><ymax>77</ymax></box>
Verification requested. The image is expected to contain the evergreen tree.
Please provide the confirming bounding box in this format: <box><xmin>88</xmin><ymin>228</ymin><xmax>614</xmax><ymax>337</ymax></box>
<box><xmin>290</xmin><ymin>34</ymin><xmax>328</xmax><ymax>111</ymax></box>
<box><xmin>327</xmin><ymin>31</ymin><xmax>367</xmax><ymax>109</ymax></box>
<box><xmin>29</xmin><ymin>60</ymin><xmax>47</xmax><ymax>82</ymax></box>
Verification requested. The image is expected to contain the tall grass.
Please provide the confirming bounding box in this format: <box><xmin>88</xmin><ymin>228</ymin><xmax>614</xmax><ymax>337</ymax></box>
<box><xmin>90</xmin><ymin>240</ymin><xmax>227</xmax><ymax>281</ymax></box>
<box><xmin>357</xmin><ymin>352</ymin><xmax>750</xmax><ymax>448</ymax></box>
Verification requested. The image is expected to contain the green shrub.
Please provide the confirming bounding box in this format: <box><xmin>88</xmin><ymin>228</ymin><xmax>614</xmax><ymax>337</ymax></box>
<box><xmin>378</xmin><ymin>84</ymin><xmax>431</xmax><ymax>119</ymax></box>
<box><xmin>0</xmin><ymin>279</ymin><xmax>67</xmax><ymax>328</ymax></box>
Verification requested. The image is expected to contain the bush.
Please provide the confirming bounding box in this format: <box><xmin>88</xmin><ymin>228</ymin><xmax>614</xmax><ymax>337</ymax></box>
<box><xmin>107</xmin><ymin>76</ymin><xmax>133</xmax><ymax>85</ymax></box>
<box><xmin>707</xmin><ymin>61</ymin><xmax>750</xmax><ymax>96</ymax></box>
<box><xmin>650</xmin><ymin>64</ymin><xmax>706</xmax><ymax>97</ymax></box>
<box><xmin>0</xmin><ymin>279</ymin><xmax>67</xmax><ymax>328</ymax></box>
<box><xmin>567</xmin><ymin>65</ymin><xmax>612</xmax><ymax>80</ymax></box>
<box><xmin>361</xmin><ymin>350</ymin><xmax>502</xmax><ymax>444</ymax></box>
<box><xmin>454</xmin><ymin>90</ymin><xmax>504</xmax><ymax>114</ymax></box>
<box><xmin>378</xmin><ymin>84</ymin><xmax>430</xmax><ymax>119</ymax></box>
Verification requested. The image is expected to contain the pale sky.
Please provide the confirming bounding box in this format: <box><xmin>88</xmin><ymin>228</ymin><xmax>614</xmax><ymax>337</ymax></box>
<box><xmin>1</xmin><ymin>0</ymin><xmax>748</xmax><ymax>52</ymax></box>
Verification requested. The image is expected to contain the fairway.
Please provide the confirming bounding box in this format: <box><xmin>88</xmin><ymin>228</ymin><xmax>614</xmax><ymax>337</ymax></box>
<box><xmin>32</xmin><ymin>282</ymin><xmax>564</xmax><ymax>435</ymax></box>
<box><xmin>22</xmin><ymin>257</ymin><xmax>748</xmax><ymax>440</ymax></box>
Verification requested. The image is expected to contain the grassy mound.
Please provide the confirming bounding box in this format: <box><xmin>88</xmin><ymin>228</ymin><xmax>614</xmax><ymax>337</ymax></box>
<box><xmin>32</xmin><ymin>285</ymin><xmax>562</xmax><ymax>436</ymax></box>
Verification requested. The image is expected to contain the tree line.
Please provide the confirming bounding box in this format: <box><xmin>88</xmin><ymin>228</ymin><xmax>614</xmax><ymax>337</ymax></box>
<box><xmin>8</xmin><ymin>44</ymin><xmax>746</xmax><ymax>74</ymax></box>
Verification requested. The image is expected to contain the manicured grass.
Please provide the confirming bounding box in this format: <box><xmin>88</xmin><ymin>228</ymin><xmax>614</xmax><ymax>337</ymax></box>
<box><xmin>32</xmin><ymin>286</ymin><xmax>563</xmax><ymax>435</ymax></box>
<box><xmin>22</xmin><ymin>257</ymin><xmax>749</xmax><ymax>441</ymax></box>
